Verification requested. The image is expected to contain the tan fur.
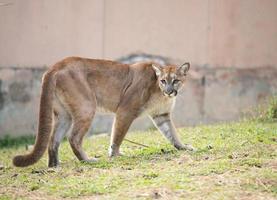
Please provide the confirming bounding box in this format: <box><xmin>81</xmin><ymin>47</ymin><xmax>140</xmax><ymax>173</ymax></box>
<box><xmin>13</xmin><ymin>57</ymin><xmax>194</xmax><ymax>167</ymax></box>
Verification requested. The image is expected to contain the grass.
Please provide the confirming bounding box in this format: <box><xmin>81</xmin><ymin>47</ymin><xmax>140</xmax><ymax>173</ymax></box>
<box><xmin>248</xmin><ymin>95</ymin><xmax>277</xmax><ymax>123</ymax></box>
<box><xmin>0</xmin><ymin>135</ymin><xmax>34</xmax><ymax>149</ymax></box>
<box><xmin>0</xmin><ymin>121</ymin><xmax>276</xmax><ymax>199</ymax></box>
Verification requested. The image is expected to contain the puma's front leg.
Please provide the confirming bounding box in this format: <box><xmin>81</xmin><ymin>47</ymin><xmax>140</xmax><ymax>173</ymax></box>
<box><xmin>151</xmin><ymin>113</ymin><xmax>195</xmax><ymax>151</ymax></box>
<box><xmin>109</xmin><ymin>112</ymin><xmax>136</xmax><ymax>157</ymax></box>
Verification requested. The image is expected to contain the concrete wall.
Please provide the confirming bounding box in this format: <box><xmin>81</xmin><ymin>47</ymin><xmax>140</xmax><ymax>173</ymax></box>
<box><xmin>1</xmin><ymin>62</ymin><xmax>276</xmax><ymax>137</ymax></box>
<box><xmin>0</xmin><ymin>0</ymin><xmax>277</xmax><ymax>137</ymax></box>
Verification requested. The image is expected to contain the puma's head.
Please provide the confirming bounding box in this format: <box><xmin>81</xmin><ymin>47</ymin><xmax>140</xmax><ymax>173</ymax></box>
<box><xmin>152</xmin><ymin>62</ymin><xmax>190</xmax><ymax>97</ymax></box>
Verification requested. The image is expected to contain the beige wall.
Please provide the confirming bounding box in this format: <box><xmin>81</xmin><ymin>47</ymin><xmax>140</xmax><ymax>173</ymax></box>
<box><xmin>0</xmin><ymin>0</ymin><xmax>104</xmax><ymax>67</ymax></box>
<box><xmin>0</xmin><ymin>0</ymin><xmax>277</xmax><ymax>68</ymax></box>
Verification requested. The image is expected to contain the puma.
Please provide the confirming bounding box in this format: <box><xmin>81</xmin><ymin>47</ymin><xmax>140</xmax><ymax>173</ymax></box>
<box><xmin>13</xmin><ymin>57</ymin><xmax>195</xmax><ymax>167</ymax></box>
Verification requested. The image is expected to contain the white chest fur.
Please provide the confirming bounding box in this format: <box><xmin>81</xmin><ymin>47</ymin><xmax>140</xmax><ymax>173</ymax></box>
<box><xmin>95</xmin><ymin>93</ymin><xmax>176</xmax><ymax>116</ymax></box>
<box><xmin>142</xmin><ymin>93</ymin><xmax>175</xmax><ymax>116</ymax></box>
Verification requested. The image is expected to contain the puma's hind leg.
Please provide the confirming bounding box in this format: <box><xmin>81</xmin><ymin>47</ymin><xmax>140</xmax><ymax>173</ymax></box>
<box><xmin>68</xmin><ymin>101</ymin><xmax>96</xmax><ymax>162</ymax></box>
<box><xmin>55</xmin><ymin>71</ymin><xmax>97</xmax><ymax>163</ymax></box>
<box><xmin>48</xmin><ymin>111</ymin><xmax>71</xmax><ymax>167</ymax></box>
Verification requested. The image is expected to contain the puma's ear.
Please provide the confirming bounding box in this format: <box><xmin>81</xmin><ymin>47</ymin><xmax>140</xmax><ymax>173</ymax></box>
<box><xmin>178</xmin><ymin>62</ymin><xmax>190</xmax><ymax>75</ymax></box>
<box><xmin>152</xmin><ymin>64</ymin><xmax>162</xmax><ymax>76</ymax></box>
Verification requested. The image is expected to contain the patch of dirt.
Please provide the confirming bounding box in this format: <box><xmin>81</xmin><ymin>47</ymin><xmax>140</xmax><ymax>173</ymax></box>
<box><xmin>227</xmin><ymin>152</ymin><xmax>250</xmax><ymax>160</ymax></box>
<box><xmin>0</xmin><ymin>187</ymin><xmax>57</xmax><ymax>200</ymax></box>
<box><xmin>235</xmin><ymin>191</ymin><xmax>277</xmax><ymax>200</ymax></box>
<box><xmin>130</xmin><ymin>187</ymin><xmax>186</xmax><ymax>200</ymax></box>
<box><xmin>264</xmin><ymin>159</ymin><xmax>277</xmax><ymax>170</ymax></box>
<box><xmin>175</xmin><ymin>154</ymin><xmax>194</xmax><ymax>165</ymax></box>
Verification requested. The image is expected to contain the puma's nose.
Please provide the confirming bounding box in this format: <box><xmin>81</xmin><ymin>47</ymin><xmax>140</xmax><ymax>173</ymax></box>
<box><xmin>164</xmin><ymin>87</ymin><xmax>174</xmax><ymax>95</ymax></box>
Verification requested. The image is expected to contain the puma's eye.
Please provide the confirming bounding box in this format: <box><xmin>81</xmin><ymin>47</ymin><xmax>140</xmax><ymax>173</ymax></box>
<box><xmin>160</xmin><ymin>80</ymin><xmax>166</xmax><ymax>84</ymax></box>
<box><xmin>173</xmin><ymin>79</ymin><xmax>180</xmax><ymax>85</ymax></box>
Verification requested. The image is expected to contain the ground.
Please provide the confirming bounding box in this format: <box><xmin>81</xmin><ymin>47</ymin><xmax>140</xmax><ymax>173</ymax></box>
<box><xmin>0</xmin><ymin>121</ymin><xmax>276</xmax><ymax>200</ymax></box>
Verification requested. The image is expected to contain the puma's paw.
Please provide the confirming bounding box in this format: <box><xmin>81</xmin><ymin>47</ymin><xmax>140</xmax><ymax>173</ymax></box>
<box><xmin>108</xmin><ymin>144</ymin><xmax>124</xmax><ymax>157</ymax></box>
<box><xmin>48</xmin><ymin>162</ymin><xmax>60</xmax><ymax>168</ymax></box>
<box><xmin>175</xmin><ymin>144</ymin><xmax>197</xmax><ymax>152</ymax></box>
<box><xmin>108</xmin><ymin>151</ymin><xmax>124</xmax><ymax>157</ymax></box>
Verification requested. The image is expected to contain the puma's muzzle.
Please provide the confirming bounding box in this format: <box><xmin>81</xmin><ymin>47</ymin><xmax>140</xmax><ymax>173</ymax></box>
<box><xmin>163</xmin><ymin>89</ymin><xmax>177</xmax><ymax>97</ymax></box>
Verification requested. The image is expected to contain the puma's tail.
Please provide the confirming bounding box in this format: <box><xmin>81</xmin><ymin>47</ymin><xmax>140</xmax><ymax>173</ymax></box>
<box><xmin>13</xmin><ymin>70</ymin><xmax>56</xmax><ymax>167</ymax></box>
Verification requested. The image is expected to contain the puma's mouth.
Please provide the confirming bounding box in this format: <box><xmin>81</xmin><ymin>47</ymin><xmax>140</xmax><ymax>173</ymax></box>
<box><xmin>163</xmin><ymin>90</ymin><xmax>177</xmax><ymax>97</ymax></box>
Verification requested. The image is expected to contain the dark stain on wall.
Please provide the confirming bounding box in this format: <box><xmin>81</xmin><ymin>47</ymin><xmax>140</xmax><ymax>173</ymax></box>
<box><xmin>0</xmin><ymin>80</ymin><xmax>4</xmax><ymax>110</ymax></box>
<box><xmin>9</xmin><ymin>82</ymin><xmax>31</xmax><ymax>103</ymax></box>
